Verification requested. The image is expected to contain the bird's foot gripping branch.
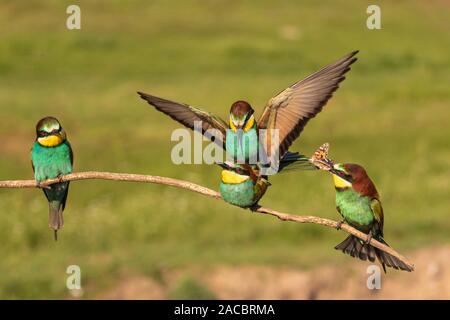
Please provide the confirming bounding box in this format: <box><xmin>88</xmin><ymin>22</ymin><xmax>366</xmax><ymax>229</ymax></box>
<box><xmin>0</xmin><ymin>171</ymin><xmax>414</xmax><ymax>272</ymax></box>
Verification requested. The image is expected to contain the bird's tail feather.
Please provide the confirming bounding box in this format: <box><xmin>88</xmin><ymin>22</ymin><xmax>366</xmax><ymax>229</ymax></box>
<box><xmin>278</xmin><ymin>151</ymin><xmax>316</xmax><ymax>172</ymax></box>
<box><xmin>373</xmin><ymin>238</ymin><xmax>413</xmax><ymax>272</ymax></box>
<box><xmin>49</xmin><ymin>201</ymin><xmax>64</xmax><ymax>241</ymax></box>
<box><xmin>335</xmin><ymin>235</ymin><xmax>412</xmax><ymax>272</ymax></box>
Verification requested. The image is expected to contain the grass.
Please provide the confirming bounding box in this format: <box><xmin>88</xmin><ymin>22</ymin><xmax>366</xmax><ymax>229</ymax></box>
<box><xmin>168</xmin><ymin>275</ymin><xmax>216</xmax><ymax>300</ymax></box>
<box><xmin>0</xmin><ymin>0</ymin><xmax>449</xmax><ymax>298</ymax></box>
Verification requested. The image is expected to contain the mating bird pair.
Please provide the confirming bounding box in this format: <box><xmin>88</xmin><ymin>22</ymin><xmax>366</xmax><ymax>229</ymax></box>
<box><xmin>30</xmin><ymin>51</ymin><xmax>411</xmax><ymax>271</ymax></box>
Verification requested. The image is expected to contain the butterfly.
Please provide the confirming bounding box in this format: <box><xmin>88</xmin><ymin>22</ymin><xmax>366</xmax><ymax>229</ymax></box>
<box><xmin>309</xmin><ymin>142</ymin><xmax>334</xmax><ymax>171</ymax></box>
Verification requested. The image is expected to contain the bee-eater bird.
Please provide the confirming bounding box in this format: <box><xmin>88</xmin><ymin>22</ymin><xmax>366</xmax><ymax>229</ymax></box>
<box><xmin>329</xmin><ymin>163</ymin><xmax>413</xmax><ymax>272</ymax></box>
<box><xmin>138</xmin><ymin>51</ymin><xmax>358</xmax><ymax>208</ymax></box>
<box><xmin>31</xmin><ymin>117</ymin><xmax>73</xmax><ymax>240</ymax></box>
<box><xmin>218</xmin><ymin>162</ymin><xmax>270</xmax><ymax>208</ymax></box>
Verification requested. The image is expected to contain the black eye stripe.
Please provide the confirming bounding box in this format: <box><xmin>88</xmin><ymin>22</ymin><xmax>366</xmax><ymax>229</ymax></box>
<box><xmin>38</xmin><ymin>128</ymin><xmax>60</xmax><ymax>137</ymax></box>
<box><xmin>244</xmin><ymin>110</ymin><xmax>254</xmax><ymax>123</ymax></box>
<box><xmin>337</xmin><ymin>171</ymin><xmax>347</xmax><ymax>178</ymax></box>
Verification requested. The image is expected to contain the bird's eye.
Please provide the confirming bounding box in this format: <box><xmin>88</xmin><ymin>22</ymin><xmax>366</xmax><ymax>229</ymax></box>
<box><xmin>38</xmin><ymin>131</ymin><xmax>47</xmax><ymax>137</ymax></box>
<box><xmin>343</xmin><ymin>173</ymin><xmax>353</xmax><ymax>182</ymax></box>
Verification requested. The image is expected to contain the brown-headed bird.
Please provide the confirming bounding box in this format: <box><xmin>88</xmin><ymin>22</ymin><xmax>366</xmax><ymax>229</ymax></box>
<box><xmin>138</xmin><ymin>51</ymin><xmax>358</xmax><ymax>208</ymax></box>
<box><xmin>329</xmin><ymin>163</ymin><xmax>413</xmax><ymax>272</ymax></box>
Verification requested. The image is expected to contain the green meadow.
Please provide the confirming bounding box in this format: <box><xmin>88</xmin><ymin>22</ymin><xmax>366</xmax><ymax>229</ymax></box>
<box><xmin>0</xmin><ymin>0</ymin><xmax>448</xmax><ymax>298</ymax></box>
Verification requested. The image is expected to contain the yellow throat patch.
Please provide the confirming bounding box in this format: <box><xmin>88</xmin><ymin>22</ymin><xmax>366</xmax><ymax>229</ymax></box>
<box><xmin>221</xmin><ymin>170</ymin><xmax>250</xmax><ymax>184</ymax></box>
<box><xmin>243</xmin><ymin>115</ymin><xmax>254</xmax><ymax>132</ymax></box>
<box><xmin>229</xmin><ymin>117</ymin><xmax>237</xmax><ymax>132</ymax></box>
<box><xmin>38</xmin><ymin>135</ymin><xmax>63</xmax><ymax>147</ymax></box>
<box><xmin>229</xmin><ymin>115</ymin><xmax>255</xmax><ymax>133</ymax></box>
<box><xmin>333</xmin><ymin>174</ymin><xmax>352</xmax><ymax>188</ymax></box>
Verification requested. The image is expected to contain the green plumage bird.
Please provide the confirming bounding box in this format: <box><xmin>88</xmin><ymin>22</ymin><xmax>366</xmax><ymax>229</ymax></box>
<box><xmin>329</xmin><ymin>163</ymin><xmax>413</xmax><ymax>272</ymax></box>
<box><xmin>138</xmin><ymin>51</ymin><xmax>358</xmax><ymax>208</ymax></box>
<box><xmin>31</xmin><ymin>117</ymin><xmax>73</xmax><ymax>240</ymax></box>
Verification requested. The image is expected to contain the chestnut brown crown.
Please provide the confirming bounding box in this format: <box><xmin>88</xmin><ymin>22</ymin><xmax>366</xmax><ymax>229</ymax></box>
<box><xmin>230</xmin><ymin>101</ymin><xmax>254</xmax><ymax>118</ymax></box>
<box><xmin>343</xmin><ymin>163</ymin><xmax>379</xmax><ymax>197</ymax></box>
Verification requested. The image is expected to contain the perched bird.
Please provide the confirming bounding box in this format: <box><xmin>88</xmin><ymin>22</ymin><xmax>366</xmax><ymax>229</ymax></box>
<box><xmin>138</xmin><ymin>51</ymin><xmax>358</xmax><ymax>207</ymax></box>
<box><xmin>329</xmin><ymin>163</ymin><xmax>413</xmax><ymax>272</ymax></box>
<box><xmin>31</xmin><ymin>117</ymin><xmax>73</xmax><ymax>240</ymax></box>
<box><xmin>218</xmin><ymin>163</ymin><xmax>270</xmax><ymax>208</ymax></box>
<box><xmin>217</xmin><ymin>150</ymin><xmax>307</xmax><ymax>207</ymax></box>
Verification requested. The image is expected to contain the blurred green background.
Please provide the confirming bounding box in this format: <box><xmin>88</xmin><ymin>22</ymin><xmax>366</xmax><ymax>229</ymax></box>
<box><xmin>0</xmin><ymin>0</ymin><xmax>448</xmax><ymax>299</ymax></box>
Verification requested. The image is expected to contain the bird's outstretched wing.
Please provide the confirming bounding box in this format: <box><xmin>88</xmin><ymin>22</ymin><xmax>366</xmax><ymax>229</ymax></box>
<box><xmin>257</xmin><ymin>51</ymin><xmax>358</xmax><ymax>160</ymax></box>
<box><xmin>138</xmin><ymin>92</ymin><xmax>228</xmax><ymax>149</ymax></box>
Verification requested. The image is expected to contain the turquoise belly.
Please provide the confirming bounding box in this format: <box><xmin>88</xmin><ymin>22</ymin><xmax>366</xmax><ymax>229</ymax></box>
<box><xmin>31</xmin><ymin>141</ymin><xmax>72</xmax><ymax>182</ymax></box>
<box><xmin>220</xmin><ymin>179</ymin><xmax>256</xmax><ymax>207</ymax></box>
<box><xmin>226</xmin><ymin>129</ymin><xmax>258</xmax><ymax>163</ymax></box>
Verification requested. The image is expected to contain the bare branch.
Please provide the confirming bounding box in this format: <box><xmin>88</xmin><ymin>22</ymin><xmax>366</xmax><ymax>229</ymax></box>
<box><xmin>0</xmin><ymin>171</ymin><xmax>414</xmax><ymax>271</ymax></box>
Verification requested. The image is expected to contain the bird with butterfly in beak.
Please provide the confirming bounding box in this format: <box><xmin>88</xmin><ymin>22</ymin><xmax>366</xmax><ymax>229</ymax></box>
<box><xmin>31</xmin><ymin>117</ymin><xmax>73</xmax><ymax>240</ymax></box>
<box><xmin>138</xmin><ymin>51</ymin><xmax>358</xmax><ymax>208</ymax></box>
<box><xmin>310</xmin><ymin>143</ymin><xmax>413</xmax><ymax>272</ymax></box>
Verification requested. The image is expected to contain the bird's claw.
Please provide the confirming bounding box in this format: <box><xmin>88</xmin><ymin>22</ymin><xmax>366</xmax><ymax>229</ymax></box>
<box><xmin>365</xmin><ymin>232</ymin><xmax>373</xmax><ymax>245</ymax></box>
<box><xmin>336</xmin><ymin>220</ymin><xmax>344</xmax><ymax>230</ymax></box>
<box><xmin>36</xmin><ymin>182</ymin><xmax>50</xmax><ymax>190</ymax></box>
<box><xmin>249</xmin><ymin>204</ymin><xmax>261</xmax><ymax>212</ymax></box>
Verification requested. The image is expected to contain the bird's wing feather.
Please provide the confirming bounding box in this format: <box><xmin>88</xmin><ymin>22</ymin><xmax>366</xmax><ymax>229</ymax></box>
<box><xmin>62</xmin><ymin>140</ymin><xmax>73</xmax><ymax>211</ymax></box>
<box><xmin>138</xmin><ymin>91</ymin><xmax>228</xmax><ymax>149</ymax></box>
<box><xmin>370</xmin><ymin>198</ymin><xmax>384</xmax><ymax>229</ymax></box>
<box><xmin>30</xmin><ymin>144</ymin><xmax>36</xmax><ymax>173</ymax></box>
<box><xmin>61</xmin><ymin>183</ymin><xmax>70</xmax><ymax>211</ymax></box>
<box><xmin>257</xmin><ymin>51</ymin><xmax>358</xmax><ymax>159</ymax></box>
<box><xmin>67</xmin><ymin>141</ymin><xmax>74</xmax><ymax>166</ymax></box>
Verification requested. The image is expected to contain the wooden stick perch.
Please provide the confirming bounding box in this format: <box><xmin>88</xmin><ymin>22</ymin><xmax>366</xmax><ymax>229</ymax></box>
<box><xmin>0</xmin><ymin>171</ymin><xmax>414</xmax><ymax>271</ymax></box>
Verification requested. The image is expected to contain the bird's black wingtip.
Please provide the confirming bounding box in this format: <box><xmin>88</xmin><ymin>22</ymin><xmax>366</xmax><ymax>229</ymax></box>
<box><xmin>344</xmin><ymin>50</ymin><xmax>359</xmax><ymax>62</ymax></box>
<box><xmin>137</xmin><ymin>91</ymin><xmax>155</xmax><ymax>104</ymax></box>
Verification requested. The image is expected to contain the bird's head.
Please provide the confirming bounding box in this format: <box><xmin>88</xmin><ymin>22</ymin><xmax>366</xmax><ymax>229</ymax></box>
<box><xmin>330</xmin><ymin>163</ymin><xmax>378</xmax><ymax>197</ymax></box>
<box><xmin>229</xmin><ymin>100</ymin><xmax>255</xmax><ymax>133</ymax></box>
<box><xmin>35</xmin><ymin>117</ymin><xmax>66</xmax><ymax>147</ymax></box>
<box><xmin>330</xmin><ymin>163</ymin><xmax>367</xmax><ymax>188</ymax></box>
